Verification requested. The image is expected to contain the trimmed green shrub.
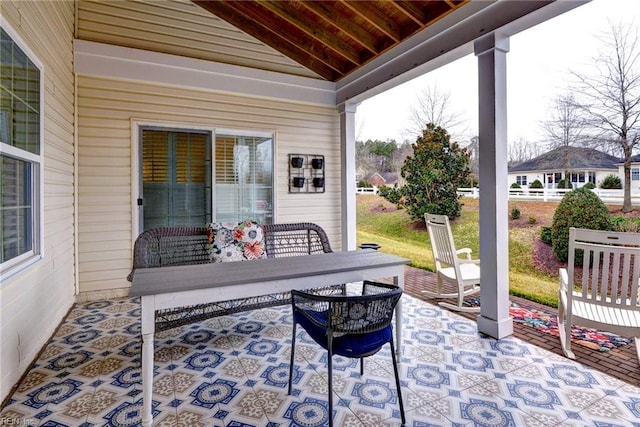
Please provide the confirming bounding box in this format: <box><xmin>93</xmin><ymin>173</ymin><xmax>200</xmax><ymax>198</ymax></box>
<box><xmin>510</xmin><ymin>182</ymin><xmax>521</xmax><ymax>189</ymax></box>
<box><xmin>551</xmin><ymin>187</ymin><xmax>612</xmax><ymax>262</ymax></box>
<box><xmin>540</xmin><ymin>226</ymin><xmax>553</xmax><ymax>245</ymax></box>
<box><xmin>529</xmin><ymin>179</ymin><xmax>543</xmax><ymax>189</ymax></box>
<box><xmin>583</xmin><ymin>182</ymin><xmax>596</xmax><ymax>189</ymax></box>
<box><xmin>600</xmin><ymin>174</ymin><xmax>622</xmax><ymax>189</ymax></box>
<box><xmin>557</xmin><ymin>179</ymin><xmax>572</xmax><ymax>189</ymax></box>
<box><xmin>510</xmin><ymin>207</ymin><xmax>521</xmax><ymax>219</ymax></box>
<box><xmin>528</xmin><ymin>216</ymin><xmax>537</xmax><ymax>224</ymax></box>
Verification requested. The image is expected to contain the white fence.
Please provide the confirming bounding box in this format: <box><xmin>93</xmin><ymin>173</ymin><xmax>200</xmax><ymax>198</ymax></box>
<box><xmin>457</xmin><ymin>187</ymin><xmax>640</xmax><ymax>205</ymax></box>
<box><xmin>357</xmin><ymin>186</ymin><xmax>640</xmax><ymax>205</ymax></box>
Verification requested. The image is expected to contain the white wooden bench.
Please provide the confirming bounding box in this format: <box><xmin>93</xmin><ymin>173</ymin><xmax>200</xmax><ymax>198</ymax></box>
<box><xmin>558</xmin><ymin>227</ymin><xmax>640</xmax><ymax>363</ymax></box>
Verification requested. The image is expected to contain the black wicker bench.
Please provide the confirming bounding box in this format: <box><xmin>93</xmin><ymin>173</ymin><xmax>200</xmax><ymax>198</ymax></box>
<box><xmin>128</xmin><ymin>222</ymin><xmax>341</xmax><ymax>332</ymax></box>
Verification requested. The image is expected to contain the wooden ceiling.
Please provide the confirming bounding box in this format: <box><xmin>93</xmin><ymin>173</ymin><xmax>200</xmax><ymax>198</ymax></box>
<box><xmin>193</xmin><ymin>0</ymin><xmax>469</xmax><ymax>82</ymax></box>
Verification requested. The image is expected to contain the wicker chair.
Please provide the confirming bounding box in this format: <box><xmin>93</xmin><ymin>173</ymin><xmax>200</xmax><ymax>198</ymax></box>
<box><xmin>288</xmin><ymin>281</ymin><xmax>405</xmax><ymax>426</ymax></box>
<box><xmin>127</xmin><ymin>222</ymin><xmax>339</xmax><ymax>332</ymax></box>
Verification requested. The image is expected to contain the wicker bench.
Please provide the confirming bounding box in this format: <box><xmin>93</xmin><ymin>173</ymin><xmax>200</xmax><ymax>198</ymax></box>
<box><xmin>127</xmin><ymin>222</ymin><xmax>341</xmax><ymax>331</ymax></box>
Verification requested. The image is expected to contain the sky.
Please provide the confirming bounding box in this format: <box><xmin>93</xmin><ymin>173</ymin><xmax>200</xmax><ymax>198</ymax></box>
<box><xmin>355</xmin><ymin>0</ymin><xmax>640</xmax><ymax>148</ymax></box>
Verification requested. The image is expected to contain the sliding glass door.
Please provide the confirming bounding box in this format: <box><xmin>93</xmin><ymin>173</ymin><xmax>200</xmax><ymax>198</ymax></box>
<box><xmin>141</xmin><ymin>129</ymin><xmax>211</xmax><ymax>230</ymax></box>
<box><xmin>139</xmin><ymin>127</ymin><xmax>273</xmax><ymax>231</ymax></box>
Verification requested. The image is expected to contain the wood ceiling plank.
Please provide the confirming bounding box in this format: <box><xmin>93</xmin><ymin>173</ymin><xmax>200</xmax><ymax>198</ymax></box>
<box><xmin>194</xmin><ymin>0</ymin><xmax>341</xmax><ymax>80</ymax></box>
<box><xmin>340</xmin><ymin>0</ymin><xmax>403</xmax><ymax>43</ymax></box>
<box><xmin>392</xmin><ymin>1</ymin><xmax>429</xmax><ymax>25</ymax></box>
<box><xmin>260</xmin><ymin>0</ymin><xmax>362</xmax><ymax>66</ymax></box>
<box><xmin>299</xmin><ymin>0</ymin><xmax>380</xmax><ymax>55</ymax></box>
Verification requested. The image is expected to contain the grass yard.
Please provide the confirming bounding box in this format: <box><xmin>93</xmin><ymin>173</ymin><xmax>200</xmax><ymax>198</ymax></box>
<box><xmin>356</xmin><ymin>194</ymin><xmax>561</xmax><ymax>306</ymax></box>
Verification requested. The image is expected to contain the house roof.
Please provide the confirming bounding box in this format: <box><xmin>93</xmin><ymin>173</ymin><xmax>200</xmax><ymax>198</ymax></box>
<box><xmin>508</xmin><ymin>147</ymin><xmax>622</xmax><ymax>173</ymax></box>
<box><xmin>192</xmin><ymin>1</ymin><xmax>585</xmax><ymax>85</ymax></box>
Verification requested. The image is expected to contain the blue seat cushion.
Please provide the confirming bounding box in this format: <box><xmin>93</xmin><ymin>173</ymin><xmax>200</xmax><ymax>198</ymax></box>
<box><xmin>294</xmin><ymin>310</ymin><xmax>392</xmax><ymax>358</ymax></box>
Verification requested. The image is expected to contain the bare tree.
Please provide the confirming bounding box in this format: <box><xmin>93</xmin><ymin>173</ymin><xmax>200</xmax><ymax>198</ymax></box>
<box><xmin>407</xmin><ymin>84</ymin><xmax>468</xmax><ymax>140</ymax></box>
<box><xmin>572</xmin><ymin>20</ymin><xmax>640</xmax><ymax>212</ymax></box>
<box><xmin>508</xmin><ymin>137</ymin><xmax>542</xmax><ymax>165</ymax></box>
<box><xmin>541</xmin><ymin>93</ymin><xmax>588</xmax><ymax>188</ymax></box>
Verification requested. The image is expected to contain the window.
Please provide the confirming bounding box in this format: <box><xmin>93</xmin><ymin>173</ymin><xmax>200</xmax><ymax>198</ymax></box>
<box><xmin>139</xmin><ymin>127</ymin><xmax>274</xmax><ymax>230</ymax></box>
<box><xmin>215</xmin><ymin>132</ymin><xmax>273</xmax><ymax>224</ymax></box>
<box><xmin>516</xmin><ymin>175</ymin><xmax>527</xmax><ymax>186</ymax></box>
<box><xmin>632</xmin><ymin>167</ymin><xmax>639</xmax><ymax>181</ymax></box>
<box><xmin>1</xmin><ymin>26</ymin><xmax>42</xmax><ymax>276</ymax></box>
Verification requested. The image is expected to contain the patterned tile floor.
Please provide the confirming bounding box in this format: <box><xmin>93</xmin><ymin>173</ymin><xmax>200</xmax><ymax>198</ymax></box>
<box><xmin>2</xmin><ymin>287</ymin><xmax>640</xmax><ymax>427</ymax></box>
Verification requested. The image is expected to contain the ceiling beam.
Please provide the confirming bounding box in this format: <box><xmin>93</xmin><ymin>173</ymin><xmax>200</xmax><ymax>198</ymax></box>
<box><xmin>259</xmin><ymin>0</ymin><xmax>362</xmax><ymax>66</ymax></box>
<box><xmin>194</xmin><ymin>0</ymin><xmax>340</xmax><ymax>80</ymax></box>
<box><xmin>391</xmin><ymin>1</ymin><xmax>428</xmax><ymax>25</ymax></box>
<box><xmin>337</xmin><ymin>0</ymin><xmax>584</xmax><ymax>104</ymax></box>
<box><xmin>340</xmin><ymin>0</ymin><xmax>403</xmax><ymax>43</ymax></box>
<box><xmin>299</xmin><ymin>1</ymin><xmax>380</xmax><ymax>55</ymax></box>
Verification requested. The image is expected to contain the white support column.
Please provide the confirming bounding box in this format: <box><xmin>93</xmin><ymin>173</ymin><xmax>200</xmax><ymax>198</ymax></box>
<box><xmin>474</xmin><ymin>33</ymin><xmax>514</xmax><ymax>339</ymax></box>
<box><xmin>340</xmin><ymin>103</ymin><xmax>358</xmax><ymax>251</ymax></box>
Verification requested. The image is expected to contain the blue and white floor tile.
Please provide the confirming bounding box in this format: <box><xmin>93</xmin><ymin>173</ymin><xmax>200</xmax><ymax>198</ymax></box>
<box><xmin>2</xmin><ymin>293</ymin><xmax>640</xmax><ymax>426</ymax></box>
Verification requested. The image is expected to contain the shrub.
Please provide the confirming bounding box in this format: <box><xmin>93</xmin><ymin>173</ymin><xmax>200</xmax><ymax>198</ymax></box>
<box><xmin>510</xmin><ymin>182</ymin><xmax>521</xmax><ymax>189</ymax></box>
<box><xmin>510</xmin><ymin>207</ymin><xmax>521</xmax><ymax>219</ymax></box>
<box><xmin>551</xmin><ymin>187</ymin><xmax>612</xmax><ymax>262</ymax></box>
<box><xmin>378</xmin><ymin>186</ymin><xmax>401</xmax><ymax>205</ymax></box>
<box><xmin>528</xmin><ymin>216</ymin><xmax>537</xmax><ymax>224</ymax></box>
<box><xmin>612</xmin><ymin>216</ymin><xmax>640</xmax><ymax>233</ymax></box>
<box><xmin>600</xmin><ymin>174</ymin><xmax>622</xmax><ymax>189</ymax></box>
<box><xmin>583</xmin><ymin>182</ymin><xmax>596</xmax><ymax>189</ymax></box>
<box><xmin>529</xmin><ymin>179</ymin><xmax>543</xmax><ymax>189</ymax></box>
<box><xmin>540</xmin><ymin>226</ymin><xmax>553</xmax><ymax>245</ymax></box>
<box><xmin>529</xmin><ymin>179</ymin><xmax>544</xmax><ymax>194</ymax></box>
<box><xmin>556</xmin><ymin>179</ymin><xmax>572</xmax><ymax>189</ymax></box>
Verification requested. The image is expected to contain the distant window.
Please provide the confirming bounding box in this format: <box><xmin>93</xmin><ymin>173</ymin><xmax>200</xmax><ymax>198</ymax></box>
<box><xmin>1</xmin><ymin>26</ymin><xmax>42</xmax><ymax>276</ymax></box>
<box><xmin>632</xmin><ymin>167</ymin><xmax>639</xmax><ymax>181</ymax></box>
<box><xmin>516</xmin><ymin>175</ymin><xmax>527</xmax><ymax>186</ymax></box>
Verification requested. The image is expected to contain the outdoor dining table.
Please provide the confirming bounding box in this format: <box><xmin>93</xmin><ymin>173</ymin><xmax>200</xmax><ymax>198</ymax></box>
<box><xmin>130</xmin><ymin>249</ymin><xmax>409</xmax><ymax>426</ymax></box>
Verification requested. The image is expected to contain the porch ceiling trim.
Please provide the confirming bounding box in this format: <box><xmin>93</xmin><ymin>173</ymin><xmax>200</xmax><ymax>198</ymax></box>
<box><xmin>74</xmin><ymin>39</ymin><xmax>337</xmax><ymax>107</ymax></box>
<box><xmin>336</xmin><ymin>0</ymin><xmax>586</xmax><ymax>106</ymax></box>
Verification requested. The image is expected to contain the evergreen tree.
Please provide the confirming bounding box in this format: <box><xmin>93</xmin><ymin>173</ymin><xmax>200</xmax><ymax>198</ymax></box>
<box><xmin>397</xmin><ymin>123</ymin><xmax>470</xmax><ymax>220</ymax></box>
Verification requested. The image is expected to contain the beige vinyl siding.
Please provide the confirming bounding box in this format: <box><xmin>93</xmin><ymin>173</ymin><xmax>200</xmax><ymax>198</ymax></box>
<box><xmin>77</xmin><ymin>0</ymin><xmax>321</xmax><ymax>80</ymax></box>
<box><xmin>77</xmin><ymin>75</ymin><xmax>341</xmax><ymax>297</ymax></box>
<box><xmin>0</xmin><ymin>1</ymin><xmax>76</xmax><ymax>402</ymax></box>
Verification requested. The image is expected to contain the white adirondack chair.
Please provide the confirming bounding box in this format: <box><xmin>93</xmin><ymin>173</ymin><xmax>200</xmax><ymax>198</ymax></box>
<box><xmin>558</xmin><ymin>227</ymin><xmax>640</xmax><ymax>363</ymax></box>
<box><xmin>424</xmin><ymin>213</ymin><xmax>481</xmax><ymax>312</ymax></box>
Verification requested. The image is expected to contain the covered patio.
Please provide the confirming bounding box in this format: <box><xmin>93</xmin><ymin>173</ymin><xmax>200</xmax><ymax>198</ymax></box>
<box><xmin>3</xmin><ymin>0</ymin><xmax>617</xmax><ymax>420</ymax></box>
<box><xmin>1</xmin><ymin>269</ymin><xmax>639</xmax><ymax>426</ymax></box>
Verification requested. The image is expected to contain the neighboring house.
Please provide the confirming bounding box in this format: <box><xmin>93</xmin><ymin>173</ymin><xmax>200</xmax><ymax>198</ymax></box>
<box><xmin>508</xmin><ymin>147</ymin><xmax>621</xmax><ymax>189</ymax></box>
<box><xmin>0</xmin><ymin>0</ymin><xmax>586</xmax><ymax>401</ymax></box>
<box><xmin>366</xmin><ymin>172</ymin><xmax>399</xmax><ymax>187</ymax></box>
<box><xmin>617</xmin><ymin>154</ymin><xmax>640</xmax><ymax>189</ymax></box>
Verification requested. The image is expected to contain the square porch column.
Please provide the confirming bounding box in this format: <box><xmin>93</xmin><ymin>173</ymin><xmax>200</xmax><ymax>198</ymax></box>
<box><xmin>340</xmin><ymin>103</ymin><xmax>357</xmax><ymax>251</ymax></box>
<box><xmin>475</xmin><ymin>33</ymin><xmax>514</xmax><ymax>339</ymax></box>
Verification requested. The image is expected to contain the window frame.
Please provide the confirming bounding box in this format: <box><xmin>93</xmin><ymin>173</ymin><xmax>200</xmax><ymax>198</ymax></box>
<box><xmin>632</xmin><ymin>167</ymin><xmax>640</xmax><ymax>182</ymax></box>
<box><xmin>0</xmin><ymin>21</ymin><xmax>44</xmax><ymax>279</ymax></box>
<box><xmin>516</xmin><ymin>175</ymin><xmax>527</xmax><ymax>186</ymax></box>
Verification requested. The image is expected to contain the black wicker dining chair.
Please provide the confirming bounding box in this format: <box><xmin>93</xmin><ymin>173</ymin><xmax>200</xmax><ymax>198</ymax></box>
<box><xmin>287</xmin><ymin>281</ymin><xmax>405</xmax><ymax>426</ymax></box>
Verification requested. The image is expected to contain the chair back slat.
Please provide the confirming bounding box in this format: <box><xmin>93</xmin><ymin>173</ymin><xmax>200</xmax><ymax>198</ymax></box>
<box><xmin>569</xmin><ymin>228</ymin><xmax>640</xmax><ymax>310</ymax></box>
<box><xmin>425</xmin><ymin>214</ymin><xmax>458</xmax><ymax>268</ymax></box>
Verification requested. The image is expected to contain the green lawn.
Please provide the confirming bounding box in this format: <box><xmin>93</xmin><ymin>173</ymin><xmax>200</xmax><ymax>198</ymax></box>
<box><xmin>356</xmin><ymin>195</ymin><xmax>559</xmax><ymax>306</ymax></box>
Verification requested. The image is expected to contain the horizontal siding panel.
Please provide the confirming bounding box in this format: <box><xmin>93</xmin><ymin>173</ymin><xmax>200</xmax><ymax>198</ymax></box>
<box><xmin>77</xmin><ymin>74</ymin><xmax>342</xmax><ymax>296</ymax></box>
<box><xmin>0</xmin><ymin>0</ymin><xmax>75</xmax><ymax>402</ymax></box>
<box><xmin>77</xmin><ymin>0</ymin><xmax>320</xmax><ymax>79</ymax></box>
